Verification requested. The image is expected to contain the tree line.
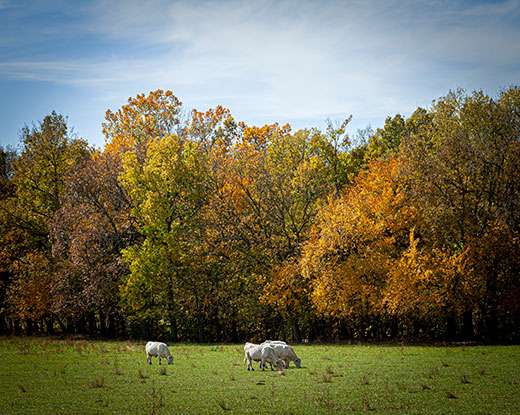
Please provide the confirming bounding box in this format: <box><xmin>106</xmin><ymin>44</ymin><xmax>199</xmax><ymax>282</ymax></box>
<box><xmin>1</xmin><ymin>87</ymin><xmax>519</xmax><ymax>342</ymax></box>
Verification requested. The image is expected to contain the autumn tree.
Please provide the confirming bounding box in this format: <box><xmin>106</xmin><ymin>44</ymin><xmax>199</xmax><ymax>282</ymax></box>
<box><xmin>2</xmin><ymin>112</ymin><xmax>89</xmax><ymax>332</ymax></box>
<box><xmin>0</xmin><ymin>147</ymin><xmax>17</xmax><ymax>333</ymax></box>
<box><xmin>300</xmin><ymin>157</ymin><xmax>420</xmax><ymax>339</ymax></box>
<box><xmin>310</xmin><ymin>117</ymin><xmax>368</xmax><ymax>195</ymax></box>
<box><xmin>120</xmin><ymin>132</ymin><xmax>211</xmax><ymax>341</ymax></box>
<box><xmin>50</xmin><ymin>151</ymin><xmax>138</xmax><ymax>336</ymax></box>
<box><xmin>103</xmin><ymin>90</ymin><xmax>183</xmax><ymax>162</ymax></box>
<box><xmin>399</xmin><ymin>87</ymin><xmax>520</xmax><ymax>339</ymax></box>
<box><xmin>204</xmin><ymin>120</ymin><xmax>363</xmax><ymax>340</ymax></box>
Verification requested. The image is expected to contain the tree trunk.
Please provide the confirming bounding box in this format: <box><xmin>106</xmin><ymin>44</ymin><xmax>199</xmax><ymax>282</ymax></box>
<box><xmin>99</xmin><ymin>310</ymin><xmax>106</xmax><ymax>337</ymax></box>
<box><xmin>290</xmin><ymin>316</ymin><xmax>301</xmax><ymax>343</ymax></box>
<box><xmin>25</xmin><ymin>318</ymin><xmax>34</xmax><ymax>335</ymax></box>
<box><xmin>462</xmin><ymin>309</ymin><xmax>474</xmax><ymax>340</ymax></box>
<box><xmin>279</xmin><ymin>314</ymin><xmax>286</xmax><ymax>342</ymax></box>
<box><xmin>87</xmin><ymin>312</ymin><xmax>97</xmax><ymax>335</ymax></box>
<box><xmin>231</xmin><ymin>316</ymin><xmax>238</xmax><ymax>343</ymax></box>
<box><xmin>107</xmin><ymin>313</ymin><xmax>116</xmax><ymax>338</ymax></box>
<box><xmin>446</xmin><ymin>313</ymin><xmax>457</xmax><ymax>341</ymax></box>
<box><xmin>195</xmin><ymin>292</ymin><xmax>204</xmax><ymax>343</ymax></box>
<box><xmin>140</xmin><ymin>319</ymin><xmax>150</xmax><ymax>340</ymax></box>
<box><xmin>169</xmin><ymin>315</ymin><xmax>178</xmax><ymax>343</ymax></box>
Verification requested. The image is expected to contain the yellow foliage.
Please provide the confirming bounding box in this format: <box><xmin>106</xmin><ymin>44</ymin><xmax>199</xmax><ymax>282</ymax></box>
<box><xmin>301</xmin><ymin>157</ymin><xmax>420</xmax><ymax>317</ymax></box>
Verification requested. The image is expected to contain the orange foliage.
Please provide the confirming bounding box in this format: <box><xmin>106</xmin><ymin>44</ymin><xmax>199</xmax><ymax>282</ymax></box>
<box><xmin>103</xmin><ymin>90</ymin><xmax>182</xmax><ymax>160</ymax></box>
<box><xmin>301</xmin><ymin>157</ymin><xmax>419</xmax><ymax>317</ymax></box>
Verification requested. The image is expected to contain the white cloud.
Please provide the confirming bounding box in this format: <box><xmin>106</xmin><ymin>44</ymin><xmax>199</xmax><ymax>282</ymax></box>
<box><xmin>1</xmin><ymin>0</ymin><xmax>519</xmax><ymax>142</ymax></box>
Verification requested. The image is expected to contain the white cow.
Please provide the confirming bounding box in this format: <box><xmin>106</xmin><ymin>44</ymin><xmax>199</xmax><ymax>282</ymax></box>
<box><xmin>244</xmin><ymin>342</ymin><xmax>283</xmax><ymax>371</ymax></box>
<box><xmin>145</xmin><ymin>341</ymin><xmax>174</xmax><ymax>365</ymax></box>
<box><xmin>262</xmin><ymin>341</ymin><xmax>301</xmax><ymax>368</ymax></box>
<box><xmin>263</xmin><ymin>340</ymin><xmax>287</xmax><ymax>345</ymax></box>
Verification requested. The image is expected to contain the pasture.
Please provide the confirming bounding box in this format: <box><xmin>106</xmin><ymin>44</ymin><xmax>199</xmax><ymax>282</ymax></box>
<box><xmin>0</xmin><ymin>337</ymin><xmax>519</xmax><ymax>414</ymax></box>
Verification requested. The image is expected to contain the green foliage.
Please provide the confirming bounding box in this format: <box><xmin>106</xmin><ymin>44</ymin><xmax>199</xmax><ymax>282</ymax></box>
<box><xmin>120</xmin><ymin>133</ymin><xmax>210</xmax><ymax>340</ymax></box>
<box><xmin>1</xmin><ymin>112</ymin><xmax>89</xmax><ymax>321</ymax></box>
<box><xmin>2</xmin><ymin>87</ymin><xmax>520</xmax><ymax>342</ymax></box>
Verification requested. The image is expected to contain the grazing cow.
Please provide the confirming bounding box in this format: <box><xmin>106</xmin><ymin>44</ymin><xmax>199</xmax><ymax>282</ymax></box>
<box><xmin>244</xmin><ymin>342</ymin><xmax>283</xmax><ymax>371</ymax></box>
<box><xmin>145</xmin><ymin>341</ymin><xmax>173</xmax><ymax>365</ymax></box>
<box><xmin>262</xmin><ymin>341</ymin><xmax>301</xmax><ymax>368</ymax></box>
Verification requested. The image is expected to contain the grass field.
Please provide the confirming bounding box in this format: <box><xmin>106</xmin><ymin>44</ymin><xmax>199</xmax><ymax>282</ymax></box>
<box><xmin>0</xmin><ymin>337</ymin><xmax>519</xmax><ymax>414</ymax></box>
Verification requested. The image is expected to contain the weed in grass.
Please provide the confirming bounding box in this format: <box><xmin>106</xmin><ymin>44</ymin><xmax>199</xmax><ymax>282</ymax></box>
<box><xmin>95</xmin><ymin>395</ymin><xmax>110</xmax><ymax>408</ymax></box>
<box><xmin>428</xmin><ymin>366</ymin><xmax>439</xmax><ymax>378</ymax></box>
<box><xmin>421</xmin><ymin>382</ymin><xmax>431</xmax><ymax>390</ymax></box>
<box><xmin>151</xmin><ymin>386</ymin><xmax>164</xmax><ymax>415</ymax></box>
<box><xmin>216</xmin><ymin>399</ymin><xmax>232</xmax><ymax>411</ymax></box>
<box><xmin>230</xmin><ymin>372</ymin><xmax>235</xmax><ymax>381</ymax></box>
<box><xmin>461</xmin><ymin>374</ymin><xmax>471</xmax><ymax>384</ymax></box>
<box><xmin>361</xmin><ymin>374</ymin><xmax>370</xmax><ymax>385</ymax></box>
<box><xmin>113</xmin><ymin>358</ymin><xmax>122</xmax><ymax>375</ymax></box>
<box><xmin>363</xmin><ymin>393</ymin><xmax>372</xmax><ymax>411</ymax></box>
<box><xmin>396</xmin><ymin>381</ymin><xmax>413</xmax><ymax>393</ymax></box>
<box><xmin>321</xmin><ymin>373</ymin><xmax>333</xmax><ymax>383</ymax></box>
<box><xmin>441</xmin><ymin>361</ymin><xmax>450</xmax><ymax>367</ymax></box>
<box><xmin>138</xmin><ymin>368</ymin><xmax>148</xmax><ymax>379</ymax></box>
<box><xmin>158</xmin><ymin>366</ymin><xmax>167</xmax><ymax>376</ymax></box>
<box><xmin>125</xmin><ymin>344</ymin><xmax>137</xmax><ymax>352</ymax></box>
<box><xmin>445</xmin><ymin>390</ymin><xmax>458</xmax><ymax>399</ymax></box>
<box><xmin>90</xmin><ymin>377</ymin><xmax>105</xmax><ymax>388</ymax></box>
<box><xmin>316</xmin><ymin>389</ymin><xmax>336</xmax><ymax>411</ymax></box>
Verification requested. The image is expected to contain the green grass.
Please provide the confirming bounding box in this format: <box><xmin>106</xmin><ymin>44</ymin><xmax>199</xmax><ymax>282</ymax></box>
<box><xmin>0</xmin><ymin>337</ymin><xmax>519</xmax><ymax>414</ymax></box>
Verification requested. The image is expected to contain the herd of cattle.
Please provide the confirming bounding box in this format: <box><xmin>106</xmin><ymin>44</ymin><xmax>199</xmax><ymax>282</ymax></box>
<box><xmin>145</xmin><ymin>340</ymin><xmax>301</xmax><ymax>371</ymax></box>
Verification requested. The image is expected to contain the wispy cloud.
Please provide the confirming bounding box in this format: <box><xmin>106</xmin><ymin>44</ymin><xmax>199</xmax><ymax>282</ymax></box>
<box><xmin>1</xmin><ymin>0</ymin><xmax>519</xmax><ymax>145</ymax></box>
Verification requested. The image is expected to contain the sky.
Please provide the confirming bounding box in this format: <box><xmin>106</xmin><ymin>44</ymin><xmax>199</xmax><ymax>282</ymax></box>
<box><xmin>1</xmin><ymin>0</ymin><xmax>519</xmax><ymax>150</ymax></box>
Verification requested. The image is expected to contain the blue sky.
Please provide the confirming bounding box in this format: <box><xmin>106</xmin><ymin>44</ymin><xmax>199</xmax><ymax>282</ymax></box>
<box><xmin>1</xmin><ymin>0</ymin><xmax>519</xmax><ymax>149</ymax></box>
